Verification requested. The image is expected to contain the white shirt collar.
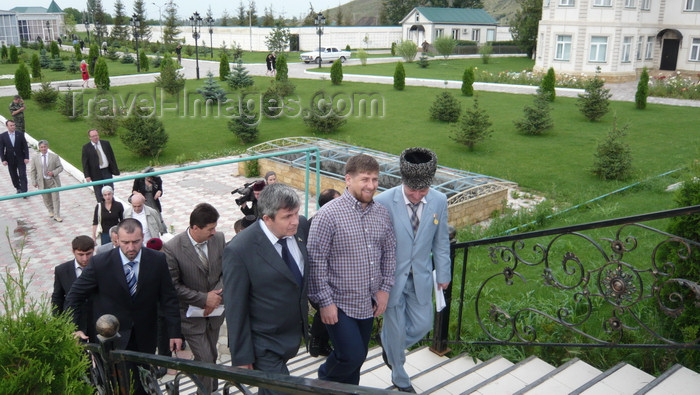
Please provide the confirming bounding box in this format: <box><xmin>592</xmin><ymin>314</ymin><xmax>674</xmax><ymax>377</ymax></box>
<box><xmin>401</xmin><ymin>185</ymin><xmax>427</xmax><ymax>207</ymax></box>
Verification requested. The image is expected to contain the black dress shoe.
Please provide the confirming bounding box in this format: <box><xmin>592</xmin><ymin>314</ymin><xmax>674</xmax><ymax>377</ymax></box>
<box><xmin>309</xmin><ymin>336</ymin><xmax>326</xmax><ymax>357</ymax></box>
<box><xmin>394</xmin><ymin>384</ymin><xmax>416</xmax><ymax>393</ymax></box>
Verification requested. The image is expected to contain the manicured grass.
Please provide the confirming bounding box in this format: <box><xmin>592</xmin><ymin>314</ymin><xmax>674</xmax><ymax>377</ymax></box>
<box><xmin>309</xmin><ymin>56</ymin><xmax>536</xmax><ymax>80</ymax></box>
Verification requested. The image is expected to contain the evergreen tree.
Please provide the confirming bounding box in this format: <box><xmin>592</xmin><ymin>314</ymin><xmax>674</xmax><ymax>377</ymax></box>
<box><xmin>304</xmin><ymin>95</ymin><xmax>347</xmax><ymax>134</ymax></box>
<box><xmin>49</xmin><ymin>56</ymin><xmax>66</xmax><ymax>71</ymax></box>
<box><xmin>67</xmin><ymin>56</ymin><xmax>80</xmax><ymax>73</ymax></box>
<box><xmin>197</xmin><ymin>71</ymin><xmax>227</xmax><ymax>102</ymax></box>
<box><xmin>111</xmin><ymin>0</ymin><xmax>130</xmax><ymax>43</ymax></box>
<box><xmin>15</xmin><ymin>63</ymin><xmax>31</xmax><ymax>99</ymax></box>
<box><xmin>592</xmin><ymin>116</ymin><xmax>632</xmax><ymax>180</ymax></box>
<box><xmin>30</xmin><ymin>53</ymin><xmax>41</xmax><ymax>79</ymax></box>
<box><xmin>330</xmin><ymin>59</ymin><xmax>343</xmax><ymax>85</ymax></box>
<box><xmin>247</xmin><ymin>1</ymin><xmax>259</xmax><ymax>26</ymax></box>
<box><xmin>429</xmin><ymin>91</ymin><xmax>461</xmax><ymax>123</ymax></box>
<box><xmin>394</xmin><ymin>61</ymin><xmax>405</xmax><ymax>90</ymax></box>
<box><xmin>162</xmin><ymin>0</ymin><xmax>181</xmax><ymax>49</ymax></box>
<box><xmin>540</xmin><ymin>67</ymin><xmax>556</xmax><ymax>101</ymax></box>
<box><xmin>261</xmin><ymin>6</ymin><xmax>275</xmax><ymax>27</ymax></box>
<box><xmin>336</xmin><ymin>5</ymin><xmax>344</xmax><ymax>25</ymax></box>
<box><xmin>635</xmin><ymin>67</ymin><xmax>649</xmax><ymax>110</ymax></box>
<box><xmin>132</xmin><ymin>0</ymin><xmax>152</xmax><ymax>41</ymax></box>
<box><xmin>50</xmin><ymin>41</ymin><xmax>60</xmax><ymax>58</ymax></box>
<box><xmin>451</xmin><ymin>96</ymin><xmax>492</xmax><ymax>151</ymax></box>
<box><xmin>461</xmin><ymin>67</ymin><xmax>474</xmax><ymax>96</ymax></box>
<box><xmin>275</xmin><ymin>54</ymin><xmax>288</xmax><ymax>81</ymax></box>
<box><xmin>58</xmin><ymin>88</ymin><xmax>83</xmax><ymax>120</ymax></box>
<box><xmin>40</xmin><ymin>49</ymin><xmax>51</xmax><ymax>68</ymax></box>
<box><xmin>265</xmin><ymin>23</ymin><xmax>291</xmax><ymax>53</ymax></box>
<box><xmin>93</xmin><ymin>57</ymin><xmax>110</xmax><ymax>90</ymax></box>
<box><xmin>73</xmin><ymin>43</ymin><xmax>82</xmax><ymax>61</ymax></box>
<box><xmin>237</xmin><ymin>1</ymin><xmax>247</xmax><ymax>26</ymax></box>
<box><xmin>228</xmin><ymin>112</ymin><xmax>259</xmax><ymax>143</ymax></box>
<box><xmin>510</xmin><ymin>0</ymin><xmax>541</xmax><ymax>57</ymax></box>
<box><xmin>578</xmin><ymin>69</ymin><xmax>612</xmax><ymax>121</ymax></box>
<box><xmin>514</xmin><ymin>89</ymin><xmax>554</xmax><ymax>135</ymax></box>
<box><xmin>121</xmin><ymin>110</ymin><xmax>169</xmax><ymax>157</ymax></box>
<box><xmin>155</xmin><ymin>55</ymin><xmax>185</xmax><ymax>95</ymax></box>
<box><xmin>0</xmin><ymin>44</ymin><xmax>7</xmax><ymax>61</ymax></box>
<box><xmin>88</xmin><ymin>44</ymin><xmax>99</xmax><ymax>74</ymax></box>
<box><xmin>227</xmin><ymin>59</ymin><xmax>254</xmax><ymax>90</ymax></box>
<box><xmin>219</xmin><ymin>52</ymin><xmax>231</xmax><ymax>81</ymax></box>
<box><xmin>139</xmin><ymin>50</ymin><xmax>149</xmax><ymax>71</ymax></box>
<box><xmin>87</xmin><ymin>0</ymin><xmax>109</xmax><ymax>40</ymax></box>
<box><xmin>9</xmin><ymin>45</ymin><xmax>19</xmax><ymax>63</ymax></box>
<box><xmin>33</xmin><ymin>81</ymin><xmax>60</xmax><ymax>109</ymax></box>
<box><xmin>221</xmin><ymin>9</ymin><xmax>231</xmax><ymax>26</ymax></box>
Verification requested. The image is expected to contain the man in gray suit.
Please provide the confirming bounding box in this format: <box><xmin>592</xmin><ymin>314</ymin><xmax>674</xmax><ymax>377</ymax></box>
<box><xmin>29</xmin><ymin>139</ymin><xmax>63</xmax><ymax>221</ymax></box>
<box><xmin>223</xmin><ymin>183</ymin><xmax>309</xmax><ymax>395</ymax></box>
<box><xmin>163</xmin><ymin>203</ymin><xmax>225</xmax><ymax>393</ymax></box>
<box><xmin>95</xmin><ymin>226</ymin><xmax>119</xmax><ymax>255</ymax></box>
<box><xmin>376</xmin><ymin>147</ymin><xmax>451</xmax><ymax>393</ymax></box>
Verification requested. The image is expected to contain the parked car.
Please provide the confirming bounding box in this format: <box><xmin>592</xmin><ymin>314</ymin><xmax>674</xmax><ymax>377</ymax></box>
<box><xmin>300</xmin><ymin>47</ymin><xmax>351</xmax><ymax>64</ymax></box>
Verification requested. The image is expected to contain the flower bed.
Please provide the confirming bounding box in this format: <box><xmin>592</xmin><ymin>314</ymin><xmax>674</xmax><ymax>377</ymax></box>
<box><xmin>648</xmin><ymin>72</ymin><xmax>700</xmax><ymax>100</ymax></box>
<box><xmin>475</xmin><ymin>68</ymin><xmax>589</xmax><ymax>89</ymax></box>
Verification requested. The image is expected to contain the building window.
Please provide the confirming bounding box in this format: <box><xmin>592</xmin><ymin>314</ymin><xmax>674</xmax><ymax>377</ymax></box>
<box><xmin>435</xmin><ymin>29</ymin><xmax>444</xmax><ymax>38</ymax></box>
<box><xmin>645</xmin><ymin>36</ymin><xmax>654</xmax><ymax>59</ymax></box>
<box><xmin>415</xmin><ymin>13</ymin><xmax>420</xmax><ymax>22</ymax></box>
<box><xmin>589</xmin><ymin>36</ymin><xmax>608</xmax><ymax>62</ymax></box>
<box><xmin>472</xmin><ymin>29</ymin><xmax>480</xmax><ymax>42</ymax></box>
<box><xmin>555</xmin><ymin>35</ymin><xmax>572</xmax><ymax>60</ymax></box>
<box><xmin>686</xmin><ymin>0</ymin><xmax>700</xmax><ymax>11</ymax></box>
<box><xmin>690</xmin><ymin>38</ymin><xmax>700</xmax><ymax>61</ymax></box>
<box><xmin>593</xmin><ymin>0</ymin><xmax>612</xmax><ymax>6</ymax></box>
<box><xmin>636</xmin><ymin>36</ymin><xmax>643</xmax><ymax>60</ymax></box>
<box><xmin>641</xmin><ymin>0</ymin><xmax>651</xmax><ymax>10</ymax></box>
<box><xmin>621</xmin><ymin>36</ymin><xmax>632</xmax><ymax>62</ymax></box>
<box><xmin>560</xmin><ymin>0</ymin><xmax>575</xmax><ymax>5</ymax></box>
<box><xmin>486</xmin><ymin>29</ymin><xmax>495</xmax><ymax>42</ymax></box>
<box><xmin>624</xmin><ymin>0</ymin><xmax>636</xmax><ymax>7</ymax></box>
<box><xmin>452</xmin><ymin>29</ymin><xmax>460</xmax><ymax>40</ymax></box>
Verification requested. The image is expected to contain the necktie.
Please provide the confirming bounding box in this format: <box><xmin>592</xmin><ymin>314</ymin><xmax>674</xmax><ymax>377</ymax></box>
<box><xmin>42</xmin><ymin>154</ymin><xmax>48</xmax><ymax>178</ymax></box>
<box><xmin>195</xmin><ymin>242</ymin><xmax>209</xmax><ymax>268</ymax></box>
<box><xmin>277</xmin><ymin>238</ymin><xmax>302</xmax><ymax>287</ymax></box>
<box><xmin>409</xmin><ymin>202</ymin><xmax>420</xmax><ymax>236</ymax></box>
<box><xmin>76</xmin><ymin>267</ymin><xmax>82</xmax><ymax>277</ymax></box>
<box><xmin>95</xmin><ymin>144</ymin><xmax>106</xmax><ymax>167</ymax></box>
<box><xmin>124</xmin><ymin>261</ymin><xmax>137</xmax><ymax>297</ymax></box>
<box><xmin>9</xmin><ymin>133</ymin><xmax>15</xmax><ymax>146</ymax></box>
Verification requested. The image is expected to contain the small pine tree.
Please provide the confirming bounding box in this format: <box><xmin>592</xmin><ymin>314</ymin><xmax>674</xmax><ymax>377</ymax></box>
<box><xmin>461</xmin><ymin>67</ymin><xmax>474</xmax><ymax>96</ymax></box>
<box><xmin>429</xmin><ymin>91</ymin><xmax>461</xmax><ymax>123</ymax></box>
<box><xmin>73</xmin><ymin>44</ymin><xmax>82</xmax><ymax>61</ymax></box>
<box><xmin>88</xmin><ymin>44</ymin><xmax>99</xmax><ymax>74</ymax></box>
<box><xmin>197</xmin><ymin>71</ymin><xmax>227</xmax><ymax>103</ymax></box>
<box><xmin>30</xmin><ymin>53</ymin><xmax>41</xmax><ymax>79</ymax></box>
<box><xmin>14</xmin><ymin>63</ymin><xmax>31</xmax><ymax>99</ymax></box>
<box><xmin>228</xmin><ymin>112</ymin><xmax>260</xmax><ymax>144</ymax></box>
<box><xmin>451</xmin><ymin>96</ymin><xmax>493</xmax><ymax>151</ymax></box>
<box><xmin>227</xmin><ymin>59</ymin><xmax>254</xmax><ymax>90</ymax></box>
<box><xmin>275</xmin><ymin>54</ymin><xmax>288</xmax><ymax>81</ymax></box>
<box><xmin>303</xmin><ymin>97</ymin><xmax>347</xmax><ymax>134</ymax></box>
<box><xmin>391</xmin><ymin>42</ymin><xmax>396</xmax><ymax>56</ymax></box>
<box><xmin>49</xmin><ymin>56</ymin><xmax>66</xmax><ymax>71</ymax></box>
<box><xmin>578</xmin><ymin>69</ymin><xmax>612</xmax><ymax>121</ymax></box>
<box><xmin>121</xmin><ymin>110</ymin><xmax>169</xmax><ymax>156</ymax></box>
<box><xmin>540</xmin><ymin>67</ymin><xmax>556</xmax><ymax>101</ymax></box>
<box><xmin>417</xmin><ymin>54</ymin><xmax>429</xmax><ymax>68</ymax></box>
<box><xmin>58</xmin><ymin>88</ymin><xmax>83</xmax><ymax>120</ymax></box>
<box><xmin>40</xmin><ymin>50</ymin><xmax>51</xmax><ymax>68</ymax></box>
<box><xmin>9</xmin><ymin>45</ymin><xmax>19</xmax><ymax>63</ymax></box>
<box><xmin>394</xmin><ymin>61</ymin><xmax>405</xmax><ymax>91</ymax></box>
<box><xmin>592</xmin><ymin>116</ymin><xmax>632</xmax><ymax>180</ymax></box>
<box><xmin>50</xmin><ymin>41</ymin><xmax>60</xmax><ymax>58</ymax></box>
<box><xmin>155</xmin><ymin>55</ymin><xmax>186</xmax><ymax>96</ymax></box>
<box><xmin>151</xmin><ymin>52</ymin><xmax>163</xmax><ymax>69</ymax></box>
<box><xmin>0</xmin><ymin>44</ymin><xmax>7</xmax><ymax>61</ymax></box>
<box><xmin>514</xmin><ymin>89</ymin><xmax>554</xmax><ymax>135</ymax></box>
<box><xmin>139</xmin><ymin>50</ymin><xmax>149</xmax><ymax>72</ymax></box>
<box><xmin>219</xmin><ymin>52</ymin><xmax>230</xmax><ymax>81</ymax></box>
<box><xmin>93</xmin><ymin>57</ymin><xmax>110</xmax><ymax>91</ymax></box>
<box><xmin>330</xmin><ymin>59</ymin><xmax>343</xmax><ymax>85</ymax></box>
<box><xmin>33</xmin><ymin>81</ymin><xmax>59</xmax><ymax>109</ymax></box>
<box><xmin>635</xmin><ymin>67</ymin><xmax>649</xmax><ymax>110</ymax></box>
<box><xmin>67</xmin><ymin>57</ymin><xmax>80</xmax><ymax>74</ymax></box>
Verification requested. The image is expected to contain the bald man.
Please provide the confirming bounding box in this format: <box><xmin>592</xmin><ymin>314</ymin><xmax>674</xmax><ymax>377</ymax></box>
<box><xmin>124</xmin><ymin>194</ymin><xmax>167</xmax><ymax>244</ymax></box>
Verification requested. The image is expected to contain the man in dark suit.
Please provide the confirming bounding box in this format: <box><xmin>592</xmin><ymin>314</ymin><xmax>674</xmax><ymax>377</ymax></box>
<box><xmin>51</xmin><ymin>235</ymin><xmax>95</xmax><ymax>338</ymax></box>
<box><xmin>0</xmin><ymin>119</ymin><xmax>30</xmax><ymax>195</ymax></box>
<box><xmin>223</xmin><ymin>183</ymin><xmax>309</xmax><ymax>395</ymax></box>
<box><xmin>164</xmin><ymin>203</ymin><xmax>226</xmax><ymax>393</ymax></box>
<box><xmin>66</xmin><ymin>218</ymin><xmax>182</xmax><ymax>395</ymax></box>
<box><xmin>81</xmin><ymin>129</ymin><xmax>120</xmax><ymax>202</ymax></box>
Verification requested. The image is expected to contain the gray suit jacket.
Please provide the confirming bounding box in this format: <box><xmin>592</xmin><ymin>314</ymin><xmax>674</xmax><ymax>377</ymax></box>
<box><xmin>124</xmin><ymin>205</ymin><xmax>166</xmax><ymax>240</ymax></box>
<box><xmin>223</xmin><ymin>219</ymin><xmax>309</xmax><ymax>366</ymax></box>
<box><xmin>94</xmin><ymin>242</ymin><xmax>117</xmax><ymax>255</ymax></box>
<box><xmin>163</xmin><ymin>230</ymin><xmax>226</xmax><ymax>335</ymax></box>
<box><xmin>29</xmin><ymin>151</ymin><xmax>62</xmax><ymax>189</ymax></box>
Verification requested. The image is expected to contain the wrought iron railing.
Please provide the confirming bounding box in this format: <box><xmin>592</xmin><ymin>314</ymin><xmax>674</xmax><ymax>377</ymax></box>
<box><xmin>431</xmin><ymin>205</ymin><xmax>700</xmax><ymax>353</ymax></box>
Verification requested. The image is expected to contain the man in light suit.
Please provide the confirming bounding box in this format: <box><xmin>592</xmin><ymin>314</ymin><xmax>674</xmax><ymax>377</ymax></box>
<box><xmin>95</xmin><ymin>226</ymin><xmax>119</xmax><ymax>255</ymax></box>
<box><xmin>81</xmin><ymin>129</ymin><xmax>120</xmax><ymax>202</ymax></box>
<box><xmin>375</xmin><ymin>147</ymin><xmax>451</xmax><ymax>393</ymax></box>
<box><xmin>124</xmin><ymin>193</ymin><xmax>166</xmax><ymax>244</ymax></box>
<box><xmin>51</xmin><ymin>235</ymin><xmax>95</xmax><ymax>338</ymax></box>
<box><xmin>66</xmin><ymin>218</ymin><xmax>182</xmax><ymax>395</ymax></box>
<box><xmin>223</xmin><ymin>183</ymin><xmax>309</xmax><ymax>395</ymax></box>
<box><xmin>0</xmin><ymin>119</ymin><xmax>29</xmax><ymax>195</ymax></box>
<box><xmin>29</xmin><ymin>139</ymin><xmax>63</xmax><ymax>221</ymax></box>
<box><xmin>164</xmin><ymin>203</ymin><xmax>225</xmax><ymax>393</ymax></box>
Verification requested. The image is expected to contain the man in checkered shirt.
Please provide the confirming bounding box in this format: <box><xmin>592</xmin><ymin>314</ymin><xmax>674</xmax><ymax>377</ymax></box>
<box><xmin>308</xmin><ymin>153</ymin><xmax>396</xmax><ymax>385</ymax></box>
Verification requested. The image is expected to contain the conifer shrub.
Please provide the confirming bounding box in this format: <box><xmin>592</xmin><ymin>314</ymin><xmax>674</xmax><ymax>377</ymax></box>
<box><xmin>155</xmin><ymin>55</ymin><xmax>185</xmax><ymax>96</ymax></box>
<box><xmin>88</xmin><ymin>44</ymin><xmax>99</xmax><ymax>74</ymax></box>
<box><xmin>275</xmin><ymin>54</ymin><xmax>288</xmax><ymax>81</ymax></box>
<box><xmin>514</xmin><ymin>89</ymin><xmax>554</xmax><ymax>135</ymax></box>
<box><xmin>635</xmin><ymin>67</ymin><xmax>649</xmax><ymax>110</ymax></box>
<box><xmin>330</xmin><ymin>59</ymin><xmax>343</xmax><ymax>85</ymax></box>
<box><xmin>50</xmin><ymin>40</ymin><xmax>60</xmax><ymax>58</ymax></box>
<box><xmin>417</xmin><ymin>54</ymin><xmax>429</xmax><ymax>68</ymax></box>
<box><xmin>429</xmin><ymin>91</ymin><xmax>461</xmax><ymax>122</ymax></box>
<box><xmin>592</xmin><ymin>117</ymin><xmax>632</xmax><ymax>180</ymax></box>
<box><xmin>121</xmin><ymin>108</ymin><xmax>169</xmax><ymax>157</ymax></box>
<box><xmin>0</xmin><ymin>44</ymin><xmax>8</xmax><ymax>61</ymax></box>
<box><xmin>461</xmin><ymin>67</ymin><xmax>474</xmax><ymax>96</ymax></box>
<box><xmin>73</xmin><ymin>44</ymin><xmax>82</xmax><ymax>61</ymax></box>
<box><xmin>39</xmin><ymin>49</ymin><xmax>51</xmax><ymax>68</ymax></box>
<box><xmin>139</xmin><ymin>50</ymin><xmax>149</xmax><ymax>72</ymax></box>
<box><xmin>197</xmin><ymin>71</ymin><xmax>227</xmax><ymax>103</ymax></box>
<box><xmin>58</xmin><ymin>88</ymin><xmax>83</xmax><ymax>120</ymax></box>
<box><xmin>219</xmin><ymin>52</ymin><xmax>230</xmax><ymax>81</ymax></box>
<box><xmin>14</xmin><ymin>62</ymin><xmax>31</xmax><ymax>99</ymax></box>
<box><xmin>9</xmin><ymin>45</ymin><xmax>19</xmax><ymax>63</ymax></box>
<box><xmin>33</xmin><ymin>81</ymin><xmax>59</xmax><ymax>109</ymax></box>
<box><xmin>120</xmin><ymin>52</ymin><xmax>135</xmax><ymax>64</ymax></box>
<box><xmin>578</xmin><ymin>69</ymin><xmax>612</xmax><ymax>121</ymax></box>
<box><xmin>67</xmin><ymin>56</ymin><xmax>80</xmax><ymax>74</ymax></box>
<box><xmin>393</xmin><ymin>61</ymin><xmax>405</xmax><ymax>91</ymax></box>
<box><xmin>227</xmin><ymin>59</ymin><xmax>254</xmax><ymax>90</ymax></box>
<box><xmin>540</xmin><ymin>67</ymin><xmax>556</xmax><ymax>101</ymax></box>
<box><xmin>151</xmin><ymin>52</ymin><xmax>163</xmax><ymax>68</ymax></box>
<box><xmin>49</xmin><ymin>56</ymin><xmax>66</xmax><ymax>71</ymax></box>
<box><xmin>303</xmin><ymin>96</ymin><xmax>347</xmax><ymax>134</ymax></box>
<box><xmin>30</xmin><ymin>53</ymin><xmax>41</xmax><ymax>79</ymax></box>
<box><xmin>358</xmin><ymin>48</ymin><xmax>368</xmax><ymax>66</ymax></box>
<box><xmin>451</xmin><ymin>96</ymin><xmax>493</xmax><ymax>151</ymax></box>
<box><xmin>228</xmin><ymin>112</ymin><xmax>260</xmax><ymax>143</ymax></box>
<box><xmin>93</xmin><ymin>57</ymin><xmax>110</xmax><ymax>91</ymax></box>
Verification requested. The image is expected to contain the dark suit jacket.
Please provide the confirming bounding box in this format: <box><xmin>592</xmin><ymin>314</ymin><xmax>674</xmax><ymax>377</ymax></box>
<box><xmin>65</xmin><ymin>247</ymin><xmax>181</xmax><ymax>352</ymax></box>
<box><xmin>51</xmin><ymin>260</ymin><xmax>93</xmax><ymax>337</ymax></box>
<box><xmin>223</xmin><ymin>217</ymin><xmax>309</xmax><ymax>366</ymax></box>
<box><xmin>81</xmin><ymin>139</ymin><xmax>120</xmax><ymax>180</ymax></box>
<box><xmin>0</xmin><ymin>131</ymin><xmax>29</xmax><ymax>165</ymax></box>
<box><xmin>163</xmin><ymin>230</ymin><xmax>226</xmax><ymax>335</ymax></box>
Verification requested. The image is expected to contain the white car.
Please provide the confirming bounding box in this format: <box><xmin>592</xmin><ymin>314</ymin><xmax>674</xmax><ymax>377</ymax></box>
<box><xmin>300</xmin><ymin>47</ymin><xmax>351</xmax><ymax>64</ymax></box>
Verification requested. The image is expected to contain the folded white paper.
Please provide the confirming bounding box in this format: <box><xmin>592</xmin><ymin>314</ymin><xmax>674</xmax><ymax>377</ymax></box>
<box><xmin>186</xmin><ymin>305</ymin><xmax>225</xmax><ymax>318</ymax></box>
<box><xmin>433</xmin><ymin>270</ymin><xmax>446</xmax><ymax>312</ymax></box>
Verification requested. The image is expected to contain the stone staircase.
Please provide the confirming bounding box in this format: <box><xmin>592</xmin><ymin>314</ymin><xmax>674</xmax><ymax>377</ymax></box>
<box><xmin>162</xmin><ymin>346</ymin><xmax>700</xmax><ymax>394</ymax></box>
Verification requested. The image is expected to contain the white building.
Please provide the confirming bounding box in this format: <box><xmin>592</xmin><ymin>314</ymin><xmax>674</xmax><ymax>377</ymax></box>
<box><xmin>400</xmin><ymin>7</ymin><xmax>503</xmax><ymax>45</ymax></box>
<box><xmin>535</xmin><ymin>0</ymin><xmax>700</xmax><ymax>80</ymax></box>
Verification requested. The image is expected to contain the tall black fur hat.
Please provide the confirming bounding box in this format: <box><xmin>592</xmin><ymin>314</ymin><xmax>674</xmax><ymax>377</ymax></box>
<box><xmin>400</xmin><ymin>147</ymin><xmax>437</xmax><ymax>190</ymax></box>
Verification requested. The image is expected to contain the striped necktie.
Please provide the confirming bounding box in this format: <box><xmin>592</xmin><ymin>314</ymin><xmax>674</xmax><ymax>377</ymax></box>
<box><xmin>195</xmin><ymin>242</ymin><xmax>209</xmax><ymax>268</ymax></box>
<box><xmin>409</xmin><ymin>203</ymin><xmax>420</xmax><ymax>236</ymax></box>
<box><xmin>124</xmin><ymin>261</ymin><xmax>137</xmax><ymax>297</ymax></box>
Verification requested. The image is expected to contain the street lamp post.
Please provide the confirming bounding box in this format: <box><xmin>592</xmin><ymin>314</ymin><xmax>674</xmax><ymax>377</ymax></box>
<box><xmin>190</xmin><ymin>11</ymin><xmax>203</xmax><ymax>80</ymax></box>
<box><xmin>315</xmin><ymin>12</ymin><xmax>326</xmax><ymax>69</ymax></box>
<box><xmin>95</xmin><ymin>22</ymin><xmax>101</xmax><ymax>45</ymax></box>
<box><xmin>83</xmin><ymin>13</ymin><xmax>90</xmax><ymax>44</ymax></box>
<box><xmin>45</xmin><ymin>20</ymin><xmax>51</xmax><ymax>41</ymax></box>
<box><xmin>206</xmin><ymin>16</ymin><xmax>214</xmax><ymax>58</ymax></box>
<box><xmin>130</xmin><ymin>14</ymin><xmax>141</xmax><ymax>72</ymax></box>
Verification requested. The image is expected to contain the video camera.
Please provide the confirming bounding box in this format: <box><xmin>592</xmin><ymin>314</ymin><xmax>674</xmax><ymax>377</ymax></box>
<box><xmin>231</xmin><ymin>181</ymin><xmax>256</xmax><ymax>206</ymax></box>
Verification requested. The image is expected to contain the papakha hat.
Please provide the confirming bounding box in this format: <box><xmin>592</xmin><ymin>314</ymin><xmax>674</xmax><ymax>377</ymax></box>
<box><xmin>400</xmin><ymin>147</ymin><xmax>437</xmax><ymax>190</ymax></box>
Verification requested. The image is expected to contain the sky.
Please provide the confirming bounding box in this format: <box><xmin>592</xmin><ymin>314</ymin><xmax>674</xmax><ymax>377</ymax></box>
<box><xmin>7</xmin><ymin>0</ymin><xmax>350</xmax><ymax>21</ymax></box>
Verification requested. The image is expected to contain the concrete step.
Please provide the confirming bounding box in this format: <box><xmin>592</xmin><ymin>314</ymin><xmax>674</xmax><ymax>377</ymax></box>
<box><xmin>635</xmin><ymin>364</ymin><xmax>700</xmax><ymax>395</ymax></box>
<box><xmin>515</xmin><ymin>357</ymin><xmax>602</xmax><ymax>395</ymax></box>
<box><xmin>459</xmin><ymin>355</ymin><xmax>556</xmax><ymax>394</ymax></box>
<box><xmin>424</xmin><ymin>356</ymin><xmax>514</xmax><ymax>394</ymax></box>
<box><xmin>571</xmin><ymin>362</ymin><xmax>655</xmax><ymax>395</ymax></box>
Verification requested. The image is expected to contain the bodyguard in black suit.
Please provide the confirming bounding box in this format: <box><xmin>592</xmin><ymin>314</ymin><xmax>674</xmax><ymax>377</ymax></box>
<box><xmin>67</xmin><ymin>218</ymin><xmax>182</xmax><ymax>395</ymax></box>
<box><xmin>0</xmin><ymin>120</ymin><xmax>29</xmax><ymax>194</ymax></box>
<box><xmin>223</xmin><ymin>183</ymin><xmax>309</xmax><ymax>395</ymax></box>
<box><xmin>51</xmin><ymin>235</ymin><xmax>95</xmax><ymax>338</ymax></box>
<box><xmin>81</xmin><ymin>129</ymin><xmax>120</xmax><ymax>202</ymax></box>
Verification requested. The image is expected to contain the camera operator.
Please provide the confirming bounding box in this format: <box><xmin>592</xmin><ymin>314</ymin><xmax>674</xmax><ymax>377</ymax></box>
<box><xmin>234</xmin><ymin>180</ymin><xmax>266</xmax><ymax>217</ymax></box>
